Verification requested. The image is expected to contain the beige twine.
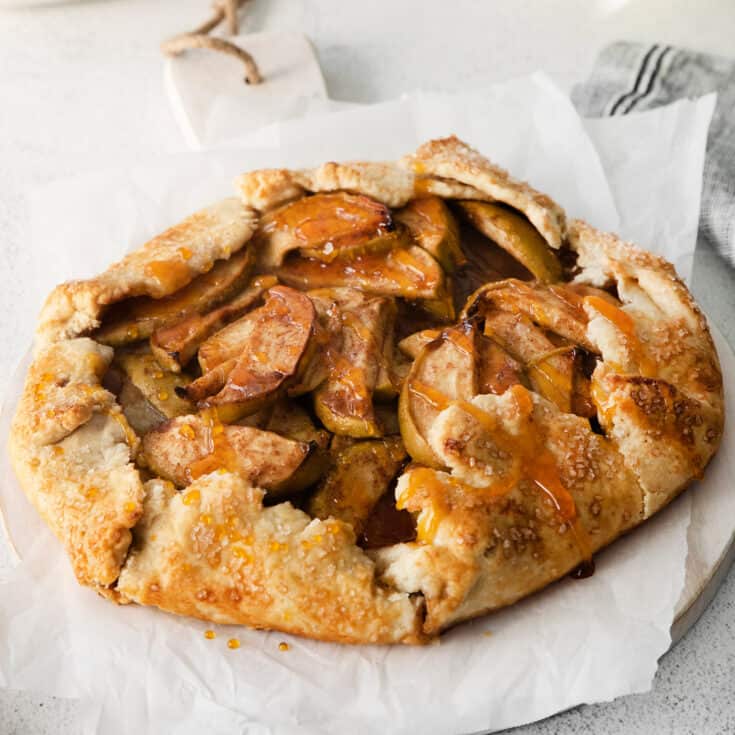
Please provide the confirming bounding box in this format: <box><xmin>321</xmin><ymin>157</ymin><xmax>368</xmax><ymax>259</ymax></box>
<box><xmin>161</xmin><ymin>0</ymin><xmax>263</xmax><ymax>85</ymax></box>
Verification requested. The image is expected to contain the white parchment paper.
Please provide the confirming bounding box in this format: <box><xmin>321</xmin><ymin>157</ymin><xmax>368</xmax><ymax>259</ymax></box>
<box><xmin>582</xmin><ymin>95</ymin><xmax>716</xmax><ymax>282</ymax></box>
<box><xmin>0</xmin><ymin>76</ymin><xmax>728</xmax><ymax>735</ymax></box>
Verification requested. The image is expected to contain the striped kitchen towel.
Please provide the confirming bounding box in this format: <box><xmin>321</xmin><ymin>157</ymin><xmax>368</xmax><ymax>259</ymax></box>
<box><xmin>573</xmin><ymin>42</ymin><xmax>735</xmax><ymax>269</ymax></box>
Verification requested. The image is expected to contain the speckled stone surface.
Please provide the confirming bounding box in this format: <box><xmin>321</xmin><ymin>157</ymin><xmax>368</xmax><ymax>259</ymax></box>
<box><xmin>0</xmin><ymin>1</ymin><xmax>733</xmax><ymax>733</ymax></box>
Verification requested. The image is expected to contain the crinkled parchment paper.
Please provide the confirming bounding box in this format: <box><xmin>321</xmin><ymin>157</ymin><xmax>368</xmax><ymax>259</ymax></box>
<box><xmin>1</xmin><ymin>75</ymin><xmax>730</xmax><ymax>735</ymax></box>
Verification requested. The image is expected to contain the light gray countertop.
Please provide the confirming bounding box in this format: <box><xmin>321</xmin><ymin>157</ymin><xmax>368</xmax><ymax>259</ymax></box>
<box><xmin>1</xmin><ymin>1</ymin><xmax>733</xmax><ymax>733</ymax></box>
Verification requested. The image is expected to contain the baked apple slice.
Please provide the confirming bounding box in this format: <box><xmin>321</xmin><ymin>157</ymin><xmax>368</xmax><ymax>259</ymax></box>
<box><xmin>194</xmin><ymin>283</ymin><xmax>313</xmax><ymax>376</ymax></box>
<box><xmin>181</xmin><ymin>358</ymin><xmax>236</xmax><ymax>404</ymax></box>
<box><xmin>307</xmin><ymin>436</ymin><xmax>407</xmax><ymax>535</ymax></box>
<box><xmin>197</xmin><ymin>320</ymin><xmax>252</xmax><ymax>375</ymax></box>
<box><xmin>275</xmin><ymin>244</ymin><xmax>451</xmax><ymax>305</ymax></box>
<box><xmin>284</xmin><ymin>297</ymin><xmax>342</xmax><ymax>397</ymax></box>
<box><xmin>141</xmin><ymin>414</ymin><xmax>315</xmax><ymax>495</ymax></box>
<box><xmin>398</xmin><ymin>322</ymin><xmax>478</xmax><ymax>467</ymax></box>
<box><xmin>483</xmin><ymin>311</ymin><xmax>575</xmax><ymax>413</ymax></box>
<box><xmin>571</xmin><ymin>352</ymin><xmax>597</xmax><ymax>419</ymax></box>
<box><xmin>399</xmin><ymin>327</ymin><xmax>525</xmax><ymax>396</ymax></box>
<box><xmin>464</xmin><ymin>279</ymin><xmax>593</xmax><ymax>350</ymax></box>
<box><xmin>460</xmin><ymin>279</ymin><xmax>600</xmax><ymax>415</ymax></box>
<box><xmin>458</xmin><ymin>201</ymin><xmax>561</xmax><ymax>283</ymax></box>
<box><xmin>310</xmin><ymin>288</ymin><xmax>397</xmax><ymax>438</ymax></box>
<box><xmin>111</xmin><ymin>347</ymin><xmax>193</xmax><ymax>434</ymax></box>
<box><xmin>476</xmin><ymin>334</ymin><xmax>526</xmax><ymax>395</ymax></box>
<box><xmin>265</xmin><ymin>400</ymin><xmax>331</xmax><ymax>489</ymax></box>
<box><xmin>266</xmin><ymin>399</ymin><xmax>329</xmax><ymax>446</ymax></box>
<box><xmin>394</xmin><ymin>196</ymin><xmax>465</xmax><ymax>272</ymax></box>
<box><xmin>255</xmin><ymin>192</ymin><xmax>405</xmax><ymax>267</ymax></box>
<box><xmin>150</xmin><ymin>275</ymin><xmax>276</xmax><ymax>372</ymax></box>
<box><xmin>112</xmin><ymin>378</ymin><xmax>167</xmax><ymax>436</ymax></box>
<box><xmin>374</xmin><ymin>314</ymin><xmax>405</xmax><ymax>400</ymax></box>
<box><xmin>185</xmin><ymin>286</ymin><xmax>316</xmax><ymax>420</ymax></box>
<box><xmin>398</xmin><ymin>328</ymin><xmax>442</xmax><ymax>359</ymax></box>
<box><xmin>95</xmin><ymin>247</ymin><xmax>255</xmax><ymax>346</ymax></box>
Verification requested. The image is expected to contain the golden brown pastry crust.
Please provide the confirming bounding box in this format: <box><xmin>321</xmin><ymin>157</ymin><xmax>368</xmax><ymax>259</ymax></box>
<box><xmin>117</xmin><ymin>473</ymin><xmax>423</xmax><ymax>644</ymax></box>
<box><xmin>37</xmin><ymin>198</ymin><xmax>257</xmax><ymax>347</ymax></box>
<box><xmin>405</xmin><ymin>136</ymin><xmax>567</xmax><ymax>249</ymax></box>
<box><xmin>570</xmin><ymin>219</ymin><xmax>724</xmax><ymax>516</ymax></box>
<box><xmin>8</xmin><ymin>139</ymin><xmax>724</xmax><ymax>644</ymax></box>
<box><xmin>374</xmin><ymin>392</ymin><xmax>645</xmax><ymax>633</ymax></box>
<box><xmin>235</xmin><ymin>136</ymin><xmax>565</xmax><ymax>251</ymax></box>
<box><xmin>236</xmin><ymin>161</ymin><xmax>415</xmax><ymax>211</ymax></box>
<box><xmin>9</xmin><ymin>338</ymin><xmax>144</xmax><ymax>590</ymax></box>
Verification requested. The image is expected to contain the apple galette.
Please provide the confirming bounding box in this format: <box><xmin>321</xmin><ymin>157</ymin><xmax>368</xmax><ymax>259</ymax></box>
<box><xmin>9</xmin><ymin>138</ymin><xmax>724</xmax><ymax>644</ymax></box>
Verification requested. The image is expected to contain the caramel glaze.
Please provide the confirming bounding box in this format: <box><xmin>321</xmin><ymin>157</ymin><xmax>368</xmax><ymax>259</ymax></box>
<box><xmin>322</xmin><ymin>347</ymin><xmax>372</xmax><ymax>417</ymax></box>
<box><xmin>262</xmin><ymin>192</ymin><xmax>394</xmax><ymax>262</ymax></box>
<box><xmin>398</xmin><ymin>466</ymin><xmax>453</xmax><ymax>542</ymax></box>
<box><xmin>144</xmin><ymin>259</ymin><xmax>193</xmax><ymax>293</ymax></box>
<box><xmin>585</xmin><ymin>295</ymin><xmax>635</xmax><ymax>334</ymax></box>
<box><xmin>275</xmin><ymin>245</ymin><xmax>442</xmax><ymax>300</ymax></box>
<box><xmin>186</xmin><ymin>408</ymin><xmax>240</xmax><ymax>481</ymax></box>
<box><xmin>314</xmin><ymin>301</ymin><xmax>383</xmax><ymax>424</ymax></box>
